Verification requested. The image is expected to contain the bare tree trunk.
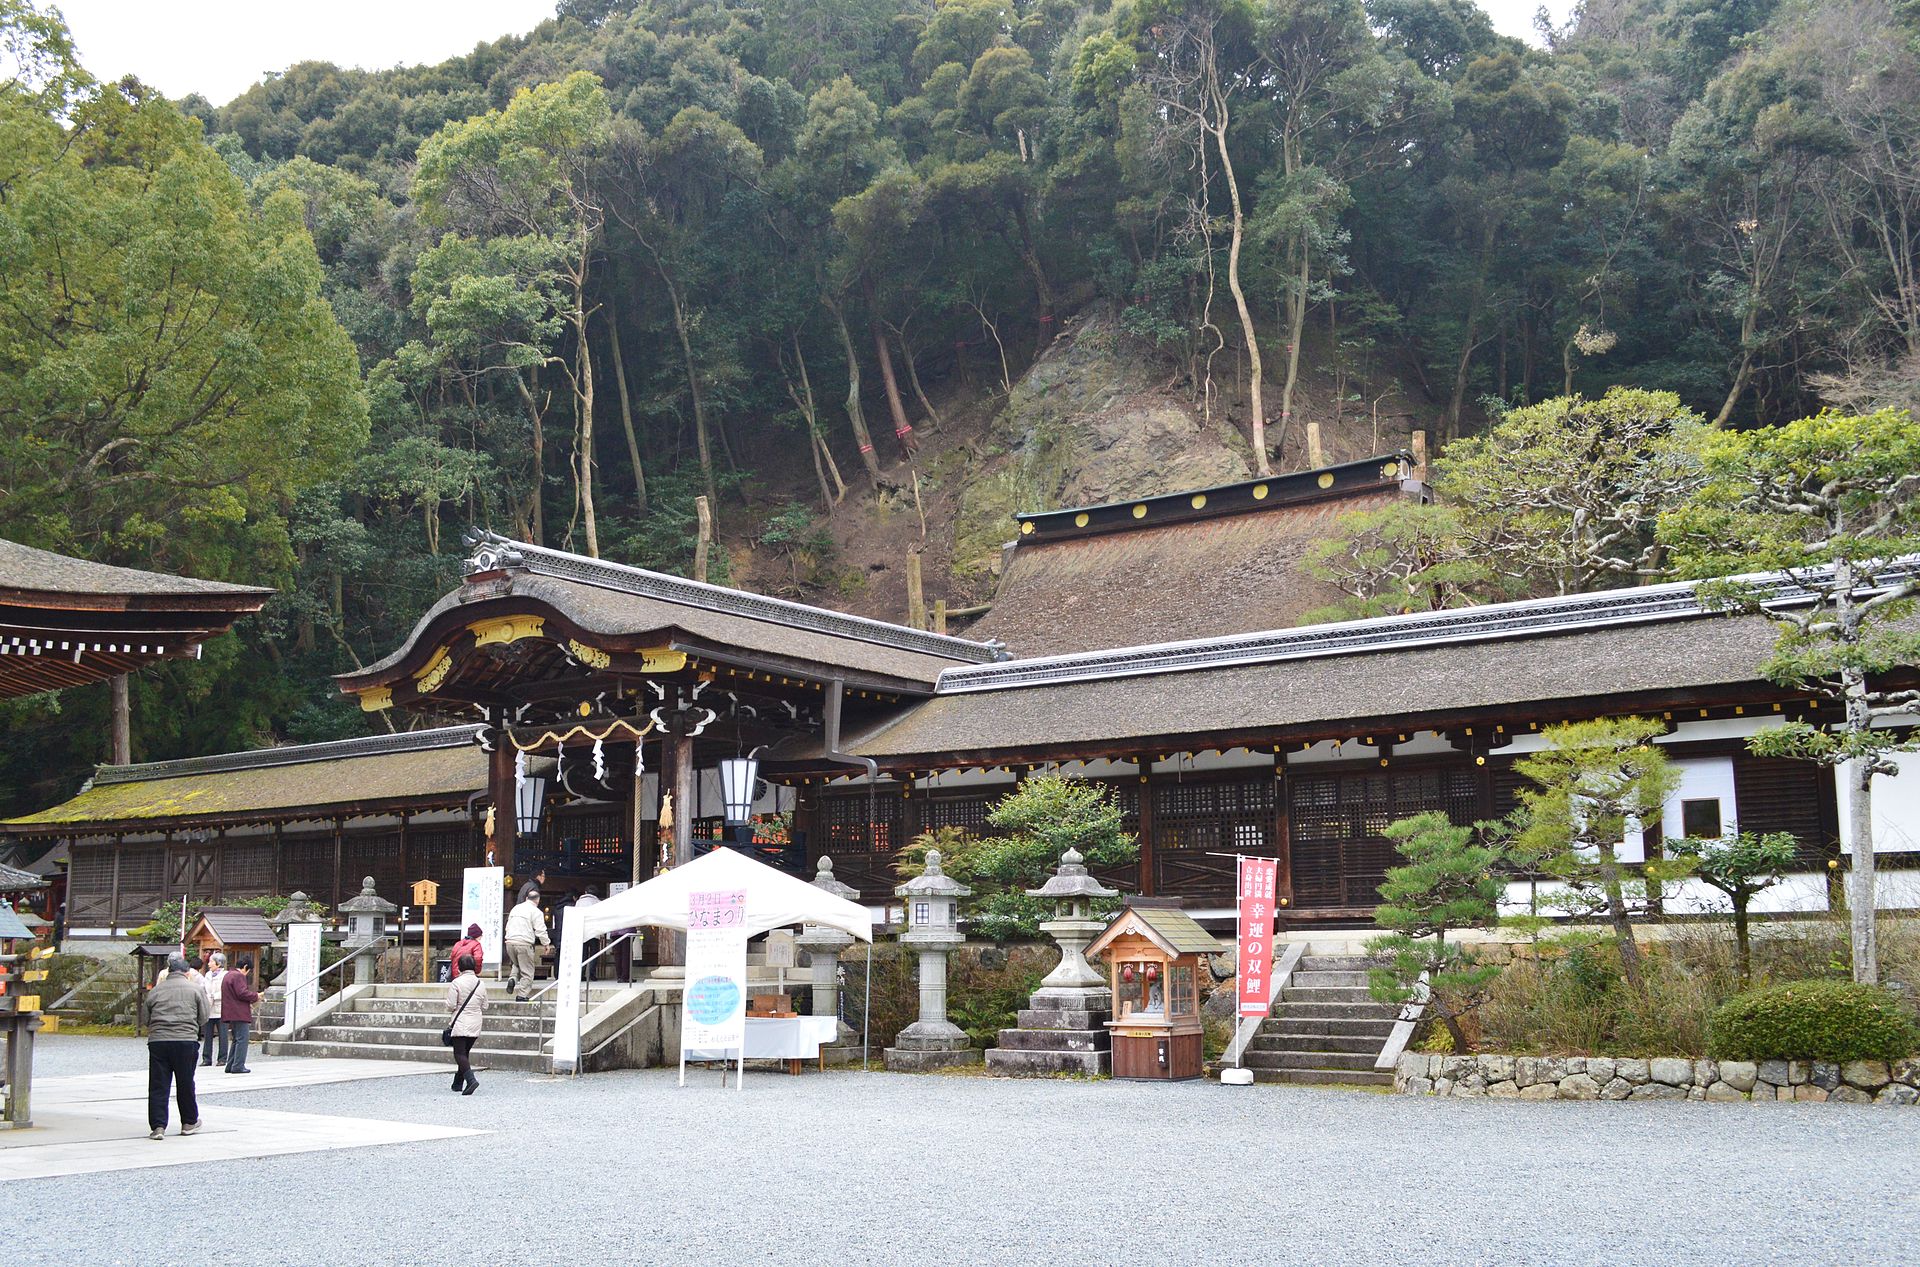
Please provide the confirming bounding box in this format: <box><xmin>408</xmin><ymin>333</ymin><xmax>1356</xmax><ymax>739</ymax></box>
<box><xmin>607</xmin><ymin>297</ymin><xmax>647</xmax><ymax>514</ymax></box>
<box><xmin>662</xmin><ymin>274</ymin><xmax>715</xmax><ymax>504</ymax></box>
<box><xmin>693</xmin><ymin>495</ymin><xmax>712</xmax><ymax>584</ymax></box>
<box><xmin>513</xmin><ymin>374</ymin><xmax>547</xmax><ymax>546</ymax></box>
<box><xmin>827</xmin><ymin>298</ymin><xmax>883</xmax><ymax>488</ymax></box>
<box><xmin>1448</xmin><ymin>221</ymin><xmax>1498</xmax><ymax>439</ymax></box>
<box><xmin>1713</xmin><ymin>346</ymin><xmax>1755</xmax><ymax>428</ymax></box>
<box><xmin>1209</xmin><ymin>78</ymin><xmax>1268</xmax><ymax>476</ymax></box>
<box><xmin>1278</xmin><ymin>241</ymin><xmax>1309</xmax><ymax>460</ymax></box>
<box><xmin>1598</xmin><ymin>844</ymin><xmax>1645</xmax><ymax>992</ymax></box>
<box><xmin>575</xmin><ymin>307</ymin><xmax>599</xmax><ymax>558</ymax></box>
<box><xmin>892</xmin><ymin>326</ymin><xmax>943</xmax><ymax>430</ymax></box>
<box><xmin>868</xmin><ymin>304</ymin><xmax>917</xmax><ymax>460</ymax></box>
<box><xmin>782</xmin><ymin>335</ymin><xmax>846</xmax><ymax>510</ymax></box>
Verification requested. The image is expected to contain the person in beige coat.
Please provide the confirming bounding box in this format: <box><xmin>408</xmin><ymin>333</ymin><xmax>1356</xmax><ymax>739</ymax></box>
<box><xmin>445</xmin><ymin>952</ymin><xmax>486</xmax><ymax>1095</ymax></box>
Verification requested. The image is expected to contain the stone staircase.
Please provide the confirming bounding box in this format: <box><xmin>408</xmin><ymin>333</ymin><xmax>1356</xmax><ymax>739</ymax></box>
<box><xmin>50</xmin><ymin>957</ymin><xmax>137</xmax><ymax>1026</ymax></box>
<box><xmin>1240</xmin><ymin>955</ymin><xmax>1398</xmax><ymax>1088</ymax></box>
<box><xmin>263</xmin><ymin>982</ymin><xmax>628</xmax><ymax>1073</ymax></box>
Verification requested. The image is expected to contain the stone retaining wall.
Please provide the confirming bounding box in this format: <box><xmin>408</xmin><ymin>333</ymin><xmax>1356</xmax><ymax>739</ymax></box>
<box><xmin>1395</xmin><ymin>1052</ymin><xmax>1920</xmax><ymax>1104</ymax></box>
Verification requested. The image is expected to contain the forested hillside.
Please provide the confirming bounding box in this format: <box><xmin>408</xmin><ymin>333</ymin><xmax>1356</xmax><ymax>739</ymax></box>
<box><xmin>4</xmin><ymin>0</ymin><xmax>1920</xmax><ymax>814</ymax></box>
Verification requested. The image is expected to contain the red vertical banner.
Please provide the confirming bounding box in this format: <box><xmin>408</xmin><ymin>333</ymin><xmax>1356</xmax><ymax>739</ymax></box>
<box><xmin>1236</xmin><ymin>857</ymin><xmax>1279</xmax><ymax>1017</ymax></box>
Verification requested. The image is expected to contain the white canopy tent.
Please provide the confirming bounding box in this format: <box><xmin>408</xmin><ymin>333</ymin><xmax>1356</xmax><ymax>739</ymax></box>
<box><xmin>552</xmin><ymin>847</ymin><xmax>874</xmax><ymax>1073</ymax></box>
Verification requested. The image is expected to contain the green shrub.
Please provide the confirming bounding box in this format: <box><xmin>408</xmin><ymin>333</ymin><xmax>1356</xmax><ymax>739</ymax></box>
<box><xmin>1707</xmin><ymin>980</ymin><xmax>1920</xmax><ymax>1063</ymax></box>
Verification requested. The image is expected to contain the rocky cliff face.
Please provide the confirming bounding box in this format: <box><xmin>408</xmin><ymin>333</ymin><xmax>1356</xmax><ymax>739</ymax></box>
<box><xmin>950</xmin><ymin>307</ymin><xmax>1253</xmax><ymax>586</ymax></box>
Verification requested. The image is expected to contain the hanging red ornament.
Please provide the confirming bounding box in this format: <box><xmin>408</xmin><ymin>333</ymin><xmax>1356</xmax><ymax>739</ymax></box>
<box><xmin>1145</xmin><ymin>963</ymin><xmax>1160</xmax><ymax>982</ymax></box>
<box><xmin>1122</xmin><ymin>964</ymin><xmax>1135</xmax><ymax>984</ymax></box>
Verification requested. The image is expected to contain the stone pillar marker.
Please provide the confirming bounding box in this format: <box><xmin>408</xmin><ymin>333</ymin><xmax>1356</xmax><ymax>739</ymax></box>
<box><xmin>986</xmin><ymin>848</ymin><xmax>1119</xmax><ymax>1077</ymax></box>
<box><xmin>337</xmin><ymin>876</ymin><xmax>395</xmax><ymax>987</ymax></box>
<box><xmin>884</xmin><ymin>849</ymin><xmax>983</xmax><ymax>1071</ymax></box>
<box><xmin>795</xmin><ymin>856</ymin><xmax>859</xmax><ymax>1062</ymax></box>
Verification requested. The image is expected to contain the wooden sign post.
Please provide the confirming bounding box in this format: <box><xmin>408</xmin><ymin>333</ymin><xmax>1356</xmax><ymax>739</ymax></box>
<box><xmin>411</xmin><ymin>879</ymin><xmax>439</xmax><ymax>982</ymax></box>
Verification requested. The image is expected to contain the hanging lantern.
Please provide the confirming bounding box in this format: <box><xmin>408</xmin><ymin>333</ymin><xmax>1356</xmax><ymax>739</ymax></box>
<box><xmin>1145</xmin><ymin>963</ymin><xmax>1159</xmax><ymax>982</ymax></box>
<box><xmin>1122</xmin><ymin>964</ymin><xmax>1135</xmax><ymax>984</ymax></box>
<box><xmin>515</xmin><ymin>770</ymin><xmax>548</xmax><ymax>839</ymax></box>
<box><xmin>718</xmin><ymin>752</ymin><xmax>761</xmax><ymax>825</ymax></box>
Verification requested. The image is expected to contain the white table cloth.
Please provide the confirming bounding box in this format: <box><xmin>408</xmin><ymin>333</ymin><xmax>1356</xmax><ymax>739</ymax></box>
<box><xmin>685</xmin><ymin>1014</ymin><xmax>840</xmax><ymax>1061</ymax></box>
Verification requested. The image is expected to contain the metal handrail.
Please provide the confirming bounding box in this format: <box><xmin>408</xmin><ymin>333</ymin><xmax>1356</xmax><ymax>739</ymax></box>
<box><xmin>534</xmin><ymin>933</ymin><xmax>639</xmax><ymax>1052</ymax></box>
<box><xmin>583</xmin><ymin>1000</ymin><xmax>659</xmax><ymax>1062</ymax></box>
<box><xmin>284</xmin><ymin>938</ymin><xmax>389</xmax><ymax>1035</ymax></box>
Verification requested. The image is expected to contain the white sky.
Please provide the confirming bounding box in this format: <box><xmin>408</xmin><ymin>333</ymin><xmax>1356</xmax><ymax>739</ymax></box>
<box><xmin>53</xmin><ymin>0</ymin><xmax>1572</xmax><ymax>107</ymax></box>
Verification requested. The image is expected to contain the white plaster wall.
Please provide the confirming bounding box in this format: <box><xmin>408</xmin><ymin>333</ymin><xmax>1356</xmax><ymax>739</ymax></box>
<box><xmin>1836</xmin><ymin>751</ymin><xmax>1920</xmax><ymax>855</ymax></box>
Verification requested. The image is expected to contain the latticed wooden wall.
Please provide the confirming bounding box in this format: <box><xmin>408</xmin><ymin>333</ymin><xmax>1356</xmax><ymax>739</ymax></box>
<box><xmin>1288</xmin><ymin>764</ymin><xmax>1480</xmax><ymax>910</ymax></box>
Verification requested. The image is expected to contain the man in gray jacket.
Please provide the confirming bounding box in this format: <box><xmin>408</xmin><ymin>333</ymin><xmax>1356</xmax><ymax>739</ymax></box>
<box><xmin>147</xmin><ymin>952</ymin><xmax>209</xmax><ymax>1140</ymax></box>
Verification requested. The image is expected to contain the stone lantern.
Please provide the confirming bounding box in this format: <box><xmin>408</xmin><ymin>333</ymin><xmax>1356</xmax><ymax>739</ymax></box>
<box><xmin>884</xmin><ymin>849</ymin><xmax>981</xmax><ymax>1071</ymax></box>
<box><xmin>266</xmin><ymin>891</ymin><xmax>322</xmax><ymax>990</ymax></box>
<box><xmin>985</xmin><ymin>848</ymin><xmax>1120</xmax><ymax>1077</ymax></box>
<box><xmin>337</xmin><ymin>876</ymin><xmax>395</xmax><ymax>986</ymax></box>
<box><xmin>795</xmin><ymin>857</ymin><xmax>860</xmax><ymax>1060</ymax></box>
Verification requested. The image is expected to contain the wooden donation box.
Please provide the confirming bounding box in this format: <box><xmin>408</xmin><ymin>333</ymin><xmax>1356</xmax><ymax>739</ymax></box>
<box><xmin>1087</xmin><ymin>899</ymin><xmax>1223</xmax><ymax>1082</ymax></box>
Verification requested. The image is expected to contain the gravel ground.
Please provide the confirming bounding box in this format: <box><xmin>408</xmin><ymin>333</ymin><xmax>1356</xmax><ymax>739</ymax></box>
<box><xmin>21</xmin><ymin>1035</ymin><xmax>1920</xmax><ymax>1267</ymax></box>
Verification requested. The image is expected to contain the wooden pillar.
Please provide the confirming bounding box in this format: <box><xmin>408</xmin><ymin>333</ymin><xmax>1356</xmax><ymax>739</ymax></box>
<box><xmin>1307</xmin><ymin>421</ymin><xmax>1326</xmax><ymax>469</ymax></box>
<box><xmin>1273</xmin><ymin>753</ymin><xmax>1294</xmax><ymax>912</ymax></box>
<box><xmin>213</xmin><ymin>826</ymin><xmax>226</xmax><ymax>902</ymax></box>
<box><xmin>487</xmin><ymin>740</ymin><xmax>515</xmax><ymax>876</ymax></box>
<box><xmin>271</xmin><ymin>822</ymin><xmax>284</xmax><ymax>897</ymax></box>
<box><xmin>1136</xmin><ymin>756</ymin><xmax>1157</xmax><ymax>897</ymax></box>
<box><xmin>110</xmin><ymin>674</ymin><xmax>131</xmax><ymax>765</ymax></box>
<box><xmin>397</xmin><ymin>812</ymin><xmax>411</xmax><ymax>890</ymax></box>
<box><xmin>108</xmin><ymin>835</ymin><xmax>123</xmax><ymax>936</ymax></box>
<box><xmin>330</xmin><ymin>815</ymin><xmax>345</xmax><ymax>909</ymax></box>
<box><xmin>1411</xmin><ymin>429</ymin><xmax>1429</xmax><ymax>481</ymax></box>
<box><xmin>660</xmin><ymin>729</ymin><xmax>696</xmax><ymax>966</ymax></box>
<box><xmin>900</xmin><ymin>773</ymin><xmax>924</xmax><ymax>842</ymax></box>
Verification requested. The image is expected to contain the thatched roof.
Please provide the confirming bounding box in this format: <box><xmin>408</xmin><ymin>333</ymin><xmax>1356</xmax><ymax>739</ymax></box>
<box><xmin>965</xmin><ymin>461</ymin><xmax>1412</xmax><ymax>656</ymax></box>
<box><xmin>0</xmin><ymin>539</ymin><xmax>272</xmax><ymax>602</ymax></box>
<box><xmin>339</xmin><ymin>534</ymin><xmax>1001</xmax><ymax>699</ymax></box>
<box><xmin>1</xmin><ymin>727</ymin><xmax>489</xmax><ymax>831</ymax></box>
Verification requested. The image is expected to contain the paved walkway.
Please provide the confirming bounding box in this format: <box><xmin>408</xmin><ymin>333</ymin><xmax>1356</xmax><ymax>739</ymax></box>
<box><xmin>2</xmin><ymin>1054</ymin><xmax>483</xmax><ymax>1181</ymax></box>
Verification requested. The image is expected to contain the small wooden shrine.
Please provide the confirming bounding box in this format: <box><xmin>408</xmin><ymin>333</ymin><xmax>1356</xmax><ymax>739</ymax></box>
<box><xmin>1086</xmin><ymin>898</ymin><xmax>1222</xmax><ymax>1082</ymax></box>
<box><xmin>186</xmin><ymin>906</ymin><xmax>276</xmax><ymax>970</ymax></box>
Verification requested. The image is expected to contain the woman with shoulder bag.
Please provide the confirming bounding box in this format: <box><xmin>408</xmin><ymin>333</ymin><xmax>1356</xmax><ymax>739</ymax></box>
<box><xmin>444</xmin><ymin>953</ymin><xmax>486</xmax><ymax>1095</ymax></box>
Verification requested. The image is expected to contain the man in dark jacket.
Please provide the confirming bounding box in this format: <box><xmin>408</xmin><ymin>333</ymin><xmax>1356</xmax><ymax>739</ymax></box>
<box><xmin>147</xmin><ymin>953</ymin><xmax>209</xmax><ymax>1139</ymax></box>
<box><xmin>220</xmin><ymin>955</ymin><xmax>262</xmax><ymax>1074</ymax></box>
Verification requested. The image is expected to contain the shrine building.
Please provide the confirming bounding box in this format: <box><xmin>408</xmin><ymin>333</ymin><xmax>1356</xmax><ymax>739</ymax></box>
<box><xmin>9</xmin><ymin>455</ymin><xmax>1918</xmax><ymax>938</ymax></box>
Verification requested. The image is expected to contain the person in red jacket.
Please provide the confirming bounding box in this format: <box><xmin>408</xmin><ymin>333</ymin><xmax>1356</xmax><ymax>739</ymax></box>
<box><xmin>220</xmin><ymin>956</ymin><xmax>261</xmax><ymax>1074</ymax></box>
<box><xmin>449</xmin><ymin>923</ymin><xmax>486</xmax><ymax>980</ymax></box>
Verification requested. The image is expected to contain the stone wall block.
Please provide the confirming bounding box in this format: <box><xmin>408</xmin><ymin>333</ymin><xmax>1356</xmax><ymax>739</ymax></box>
<box><xmin>1891</xmin><ymin>1058</ymin><xmax>1920</xmax><ymax>1086</ymax></box>
<box><xmin>1517</xmin><ymin>1083</ymin><xmax>1557</xmax><ymax>1100</ymax></box>
<box><xmin>1718</xmin><ymin>1061</ymin><xmax>1758</xmax><ymax>1092</ymax></box>
<box><xmin>1514</xmin><ymin>1057</ymin><xmax>1539</xmax><ymax>1088</ymax></box>
<box><xmin>1539</xmin><ymin>1057</ymin><xmax>1568</xmax><ymax>1084</ymax></box>
<box><xmin>1787</xmin><ymin>1061</ymin><xmax>1810</xmax><ymax>1085</ymax></box>
<box><xmin>1456</xmin><ymin>1074</ymin><xmax>1488</xmax><ymax>1097</ymax></box>
<box><xmin>1630</xmin><ymin>1084</ymin><xmax>1687</xmax><ymax>1100</ymax></box>
<box><xmin>1756</xmin><ymin>1060</ymin><xmax>1790</xmax><ymax>1087</ymax></box>
<box><xmin>1794</xmin><ymin>1085</ymin><xmax>1828</xmax><ymax>1102</ymax></box>
<box><xmin>1875</xmin><ymin>1084</ymin><xmax>1917</xmax><ymax>1106</ymax></box>
<box><xmin>1693</xmin><ymin>1060</ymin><xmax>1717</xmax><ymax>1088</ymax></box>
<box><xmin>1831</xmin><ymin>1087</ymin><xmax>1874</xmax><ymax>1105</ymax></box>
<box><xmin>1481</xmin><ymin>1054</ymin><xmax>1515</xmax><ymax>1084</ymax></box>
<box><xmin>1616</xmin><ymin>1058</ymin><xmax>1649</xmax><ymax>1084</ymax></box>
<box><xmin>1840</xmin><ymin>1060</ymin><xmax>1890</xmax><ymax>1090</ymax></box>
<box><xmin>1559</xmin><ymin>1073</ymin><xmax>1601</xmax><ymax>1100</ymax></box>
<box><xmin>1687</xmin><ymin>1086</ymin><xmax>1706</xmax><ymax>1101</ymax></box>
<box><xmin>1565</xmin><ymin>1057</ymin><xmax>1586</xmax><ymax>1075</ymax></box>
<box><xmin>1406</xmin><ymin>1076</ymin><xmax>1434</xmax><ymax>1095</ymax></box>
<box><xmin>1649</xmin><ymin>1057</ymin><xmax>1692</xmax><ymax>1087</ymax></box>
<box><xmin>1704</xmin><ymin>1081</ymin><xmax>1744</xmax><ymax>1102</ymax></box>
<box><xmin>1600</xmin><ymin>1077</ymin><xmax>1633</xmax><ymax>1101</ymax></box>
<box><xmin>1586</xmin><ymin>1057</ymin><xmax>1616</xmax><ymax>1083</ymax></box>
<box><xmin>1487</xmin><ymin>1080</ymin><xmax>1520</xmax><ymax>1098</ymax></box>
<box><xmin>1434</xmin><ymin>1078</ymin><xmax>1455</xmax><ymax>1096</ymax></box>
<box><xmin>1811</xmin><ymin>1062</ymin><xmax>1841</xmax><ymax>1091</ymax></box>
<box><xmin>1750</xmin><ymin>1083</ymin><xmax>1775</xmax><ymax>1101</ymax></box>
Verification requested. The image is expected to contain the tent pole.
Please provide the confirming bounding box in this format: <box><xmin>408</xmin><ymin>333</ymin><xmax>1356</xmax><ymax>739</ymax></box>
<box><xmin>862</xmin><ymin>939</ymin><xmax>872</xmax><ymax>1069</ymax></box>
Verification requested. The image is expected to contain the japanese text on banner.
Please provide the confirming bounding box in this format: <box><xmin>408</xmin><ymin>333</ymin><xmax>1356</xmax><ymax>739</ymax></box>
<box><xmin>1236</xmin><ymin>857</ymin><xmax>1279</xmax><ymax>1017</ymax></box>
<box><xmin>681</xmin><ymin>888</ymin><xmax>748</xmax><ymax>1053</ymax></box>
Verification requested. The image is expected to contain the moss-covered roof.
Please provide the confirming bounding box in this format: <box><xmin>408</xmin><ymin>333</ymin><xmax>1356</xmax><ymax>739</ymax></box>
<box><xmin>2</xmin><ymin>730</ymin><xmax>488</xmax><ymax>830</ymax></box>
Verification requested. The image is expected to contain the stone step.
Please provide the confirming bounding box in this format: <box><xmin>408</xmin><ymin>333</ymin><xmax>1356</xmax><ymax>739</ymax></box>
<box><xmin>1269</xmin><ymin>1001</ymin><xmax>1399</xmax><ymax>1021</ymax></box>
<box><xmin>1256</xmin><ymin>1015</ymin><xmax>1396</xmax><ymax>1038</ymax></box>
<box><xmin>300</xmin><ymin>1024</ymin><xmax>547</xmax><ymax>1052</ymax></box>
<box><xmin>1288</xmin><ymin>970</ymin><xmax>1371</xmax><ymax>988</ymax></box>
<box><xmin>353</xmin><ymin>996</ymin><xmax>554</xmax><ymax>1019</ymax></box>
<box><xmin>369</xmin><ymin>982</ymin><xmax>628</xmax><ymax>1002</ymax></box>
<box><xmin>1249</xmin><ymin>1066</ymin><xmax>1394</xmax><ymax>1088</ymax></box>
<box><xmin>1249</xmin><ymin>1033</ymin><xmax>1382</xmax><ymax>1056</ymax></box>
<box><xmin>992</xmin><ymin>1027</ymin><xmax>1108</xmax><ymax>1054</ymax></box>
<box><xmin>261</xmin><ymin>1039</ymin><xmax>550</xmax><ymax>1072</ymax></box>
<box><xmin>1296</xmin><ymin>955</ymin><xmax>1381</xmax><ymax>973</ymax></box>
<box><xmin>331</xmin><ymin>1009</ymin><xmax>552</xmax><ymax>1034</ymax></box>
<box><xmin>1280</xmin><ymin>985</ymin><xmax>1381</xmax><ymax>1005</ymax></box>
<box><xmin>1013</xmin><ymin>1008</ymin><xmax>1112</xmax><ymax>1032</ymax></box>
<box><xmin>984</xmin><ymin>1048</ymin><xmax>1108</xmax><ymax>1077</ymax></box>
<box><xmin>1243</xmin><ymin>1049</ymin><xmax>1380</xmax><ymax>1073</ymax></box>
